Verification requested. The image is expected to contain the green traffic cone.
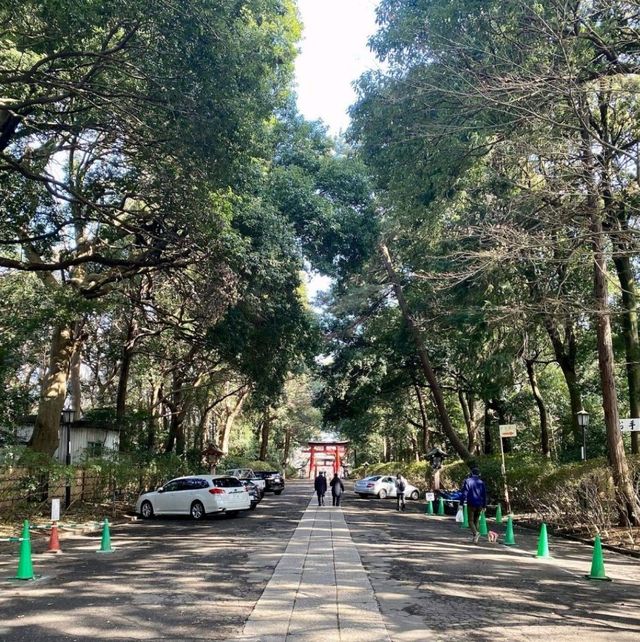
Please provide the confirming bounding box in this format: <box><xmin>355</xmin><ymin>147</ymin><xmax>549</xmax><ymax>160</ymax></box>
<box><xmin>535</xmin><ymin>523</ymin><xmax>551</xmax><ymax>558</ymax></box>
<box><xmin>495</xmin><ymin>503</ymin><xmax>503</xmax><ymax>524</ymax></box>
<box><xmin>461</xmin><ymin>503</ymin><xmax>469</xmax><ymax>529</ymax></box>
<box><xmin>479</xmin><ymin>510</ymin><xmax>489</xmax><ymax>536</ymax></box>
<box><xmin>97</xmin><ymin>518</ymin><xmax>114</xmax><ymax>553</ymax></box>
<box><xmin>503</xmin><ymin>515</ymin><xmax>516</xmax><ymax>546</ymax></box>
<box><xmin>15</xmin><ymin>521</ymin><xmax>34</xmax><ymax>580</ymax></box>
<box><xmin>436</xmin><ymin>498</ymin><xmax>445</xmax><ymax>516</ymax></box>
<box><xmin>585</xmin><ymin>535</ymin><xmax>611</xmax><ymax>581</ymax></box>
<box><xmin>425</xmin><ymin>500</ymin><xmax>434</xmax><ymax>515</ymax></box>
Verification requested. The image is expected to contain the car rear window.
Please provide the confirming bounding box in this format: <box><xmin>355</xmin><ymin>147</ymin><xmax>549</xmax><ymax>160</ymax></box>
<box><xmin>213</xmin><ymin>477</ymin><xmax>243</xmax><ymax>488</ymax></box>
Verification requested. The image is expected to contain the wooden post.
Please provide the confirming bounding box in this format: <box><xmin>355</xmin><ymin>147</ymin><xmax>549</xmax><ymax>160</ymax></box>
<box><xmin>499</xmin><ymin>435</ymin><xmax>511</xmax><ymax>514</ymax></box>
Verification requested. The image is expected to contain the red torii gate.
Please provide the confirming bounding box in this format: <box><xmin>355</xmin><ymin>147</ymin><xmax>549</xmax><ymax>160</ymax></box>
<box><xmin>302</xmin><ymin>440</ymin><xmax>349</xmax><ymax>478</ymax></box>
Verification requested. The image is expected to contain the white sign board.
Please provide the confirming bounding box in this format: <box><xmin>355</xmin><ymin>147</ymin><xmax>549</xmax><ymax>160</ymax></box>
<box><xmin>51</xmin><ymin>498</ymin><xmax>60</xmax><ymax>522</ymax></box>
<box><xmin>499</xmin><ymin>424</ymin><xmax>518</xmax><ymax>438</ymax></box>
<box><xmin>619</xmin><ymin>418</ymin><xmax>640</xmax><ymax>432</ymax></box>
<box><xmin>425</xmin><ymin>492</ymin><xmax>435</xmax><ymax>501</ymax></box>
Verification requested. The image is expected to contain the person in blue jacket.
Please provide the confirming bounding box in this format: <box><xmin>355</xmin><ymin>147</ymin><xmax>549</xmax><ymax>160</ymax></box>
<box><xmin>460</xmin><ymin>467</ymin><xmax>487</xmax><ymax>543</ymax></box>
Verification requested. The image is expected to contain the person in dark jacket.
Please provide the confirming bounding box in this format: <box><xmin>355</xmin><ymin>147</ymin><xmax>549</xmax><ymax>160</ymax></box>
<box><xmin>314</xmin><ymin>471</ymin><xmax>327</xmax><ymax>506</ymax></box>
<box><xmin>395</xmin><ymin>474</ymin><xmax>407</xmax><ymax>511</ymax></box>
<box><xmin>329</xmin><ymin>473</ymin><xmax>345</xmax><ymax>506</ymax></box>
<box><xmin>460</xmin><ymin>467</ymin><xmax>487</xmax><ymax>543</ymax></box>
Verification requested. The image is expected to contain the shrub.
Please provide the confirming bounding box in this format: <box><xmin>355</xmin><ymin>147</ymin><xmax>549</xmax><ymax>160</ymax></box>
<box><xmin>353</xmin><ymin>455</ymin><xmax>640</xmax><ymax>535</ymax></box>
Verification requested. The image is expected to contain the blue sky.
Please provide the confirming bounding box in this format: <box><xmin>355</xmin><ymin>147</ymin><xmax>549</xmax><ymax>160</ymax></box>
<box><xmin>294</xmin><ymin>0</ymin><xmax>380</xmax><ymax>135</ymax></box>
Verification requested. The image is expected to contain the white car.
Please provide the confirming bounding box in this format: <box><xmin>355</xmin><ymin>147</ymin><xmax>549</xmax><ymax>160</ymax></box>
<box><xmin>135</xmin><ymin>475</ymin><xmax>251</xmax><ymax>520</ymax></box>
<box><xmin>354</xmin><ymin>475</ymin><xmax>420</xmax><ymax>500</ymax></box>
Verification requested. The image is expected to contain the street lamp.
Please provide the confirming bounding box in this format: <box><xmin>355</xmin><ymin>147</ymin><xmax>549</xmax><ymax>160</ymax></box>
<box><xmin>61</xmin><ymin>409</ymin><xmax>75</xmax><ymax>508</ymax></box>
<box><xmin>577</xmin><ymin>410</ymin><xmax>589</xmax><ymax>461</ymax></box>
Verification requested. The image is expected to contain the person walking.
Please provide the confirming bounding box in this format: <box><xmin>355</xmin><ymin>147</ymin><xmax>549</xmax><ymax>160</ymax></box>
<box><xmin>395</xmin><ymin>473</ymin><xmax>407</xmax><ymax>511</ymax></box>
<box><xmin>461</xmin><ymin>467</ymin><xmax>487</xmax><ymax>543</ymax></box>
<box><xmin>330</xmin><ymin>473</ymin><xmax>345</xmax><ymax>506</ymax></box>
<box><xmin>314</xmin><ymin>471</ymin><xmax>327</xmax><ymax>506</ymax></box>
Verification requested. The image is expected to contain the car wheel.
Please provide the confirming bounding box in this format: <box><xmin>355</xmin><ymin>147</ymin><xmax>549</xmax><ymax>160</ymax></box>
<box><xmin>140</xmin><ymin>500</ymin><xmax>154</xmax><ymax>519</ymax></box>
<box><xmin>410</xmin><ymin>490</ymin><xmax>419</xmax><ymax>500</ymax></box>
<box><xmin>190</xmin><ymin>500</ymin><xmax>205</xmax><ymax>520</ymax></box>
<box><xmin>274</xmin><ymin>490</ymin><xmax>283</xmax><ymax>495</ymax></box>
<box><xmin>378</xmin><ymin>489</ymin><xmax>387</xmax><ymax>499</ymax></box>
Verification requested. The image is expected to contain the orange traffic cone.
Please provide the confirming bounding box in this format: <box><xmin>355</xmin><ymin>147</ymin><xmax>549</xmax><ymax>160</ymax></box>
<box><xmin>47</xmin><ymin>522</ymin><xmax>61</xmax><ymax>553</ymax></box>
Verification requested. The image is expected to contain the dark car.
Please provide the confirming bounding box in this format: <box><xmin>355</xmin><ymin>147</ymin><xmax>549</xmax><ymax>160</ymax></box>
<box><xmin>241</xmin><ymin>480</ymin><xmax>261</xmax><ymax>510</ymax></box>
<box><xmin>253</xmin><ymin>471</ymin><xmax>285</xmax><ymax>495</ymax></box>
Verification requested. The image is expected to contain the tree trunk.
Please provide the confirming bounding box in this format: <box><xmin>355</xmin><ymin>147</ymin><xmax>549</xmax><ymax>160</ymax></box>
<box><xmin>163</xmin><ymin>374</ymin><xmax>187</xmax><ymax>455</ymax></box>
<box><xmin>489</xmin><ymin>398</ymin><xmax>511</xmax><ymax>453</ymax></box>
<box><xmin>259</xmin><ymin>412</ymin><xmax>271</xmax><ymax>461</ymax></box>
<box><xmin>483</xmin><ymin>402</ymin><xmax>493</xmax><ymax>455</ymax></box>
<box><xmin>29</xmin><ymin>323</ymin><xmax>77</xmax><ymax>455</ymax></box>
<box><xmin>541</xmin><ymin>315</ymin><xmax>583</xmax><ymax>447</ymax></box>
<box><xmin>459</xmin><ymin>391</ymin><xmax>481</xmax><ymax>455</ymax></box>
<box><xmin>412</xmin><ymin>377</ymin><xmax>429</xmax><ymax>454</ymax></box>
<box><xmin>585</xmin><ymin>133</ymin><xmax>640</xmax><ymax>526</ymax></box>
<box><xmin>116</xmin><ymin>319</ymin><xmax>138</xmax><ymax>421</ymax></box>
<box><xmin>380</xmin><ymin>243</ymin><xmax>471</xmax><ymax>462</ymax></box>
<box><xmin>68</xmin><ymin>338</ymin><xmax>82</xmax><ymax>416</ymax></box>
<box><xmin>408</xmin><ymin>433</ymin><xmax>420</xmax><ymax>461</ymax></box>
<box><xmin>283</xmin><ymin>427</ymin><xmax>292</xmax><ymax>469</ymax></box>
<box><xmin>525</xmin><ymin>359</ymin><xmax>551</xmax><ymax>458</ymax></box>
<box><xmin>219</xmin><ymin>388</ymin><xmax>249</xmax><ymax>453</ymax></box>
<box><xmin>147</xmin><ymin>382</ymin><xmax>161</xmax><ymax>452</ymax></box>
<box><xmin>613</xmin><ymin>251</ymin><xmax>640</xmax><ymax>454</ymax></box>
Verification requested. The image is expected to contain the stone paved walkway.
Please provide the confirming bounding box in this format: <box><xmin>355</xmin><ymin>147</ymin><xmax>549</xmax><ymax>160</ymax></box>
<box><xmin>237</xmin><ymin>498</ymin><xmax>390</xmax><ymax>642</ymax></box>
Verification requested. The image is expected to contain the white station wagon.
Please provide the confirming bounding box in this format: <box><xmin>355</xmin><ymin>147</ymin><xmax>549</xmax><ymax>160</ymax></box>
<box><xmin>135</xmin><ymin>475</ymin><xmax>251</xmax><ymax>520</ymax></box>
<box><xmin>354</xmin><ymin>475</ymin><xmax>420</xmax><ymax>500</ymax></box>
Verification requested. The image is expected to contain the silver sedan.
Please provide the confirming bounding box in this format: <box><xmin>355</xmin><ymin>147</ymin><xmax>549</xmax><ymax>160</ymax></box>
<box><xmin>354</xmin><ymin>475</ymin><xmax>420</xmax><ymax>500</ymax></box>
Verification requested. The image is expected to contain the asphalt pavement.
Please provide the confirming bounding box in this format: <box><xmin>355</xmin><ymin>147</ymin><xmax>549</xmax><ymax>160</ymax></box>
<box><xmin>0</xmin><ymin>481</ymin><xmax>312</xmax><ymax>641</ymax></box>
<box><xmin>342</xmin><ymin>489</ymin><xmax>640</xmax><ymax>642</ymax></box>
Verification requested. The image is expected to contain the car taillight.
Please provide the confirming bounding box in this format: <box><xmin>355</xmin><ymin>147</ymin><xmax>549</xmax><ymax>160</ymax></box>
<box><xmin>208</xmin><ymin>488</ymin><xmax>225</xmax><ymax>495</ymax></box>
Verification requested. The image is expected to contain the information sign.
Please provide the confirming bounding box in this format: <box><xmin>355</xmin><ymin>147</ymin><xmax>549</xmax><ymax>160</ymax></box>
<box><xmin>51</xmin><ymin>498</ymin><xmax>60</xmax><ymax>522</ymax></box>
<box><xmin>499</xmin><ymin>424</ymin><xmax>518</xmax><ymax>438</ymax></box>
<box><xmin>619</xmin><ymin>418</ymin><xmax>640</xmax><ymax>432</ymax></box>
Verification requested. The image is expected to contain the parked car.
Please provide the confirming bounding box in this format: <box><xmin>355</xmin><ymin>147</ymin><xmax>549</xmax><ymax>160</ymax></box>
<box><xmin>253</xmin><ymin>470</ymin><xmax>285</xmax><ymax>494</ymax></box>
<box><xmin>354</xmin><ymin>475</ymin><xmax>420</xmax><ymax>500</ymax></box>
<box><xmin>135</xmin><ymin>475</ymin><xmax>251</xmax><ymax>520</ymax></box>
<box><xmin>223</xmin><ymin>468</ymin><xmax>266</xmax><ymax>497</ymax></box>
<box><xmin>241</xmin><ymin>479</ymin><xmax>261</xmax><ymax>510</ymax></box>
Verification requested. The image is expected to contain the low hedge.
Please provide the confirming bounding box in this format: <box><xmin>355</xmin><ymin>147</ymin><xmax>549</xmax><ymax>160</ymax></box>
<box><xmin>353</xmin><ymin>455</ymin><xmax>640</xmax><ymax>535</ymax></box>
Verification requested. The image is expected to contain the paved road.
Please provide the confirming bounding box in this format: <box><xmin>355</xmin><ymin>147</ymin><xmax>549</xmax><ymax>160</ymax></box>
<box><xmin>0</xmin><ymin>481</ymin><xmax>312</xmax><ymax>641</ymax></box>
<box><xmin>1</xmin><ymin>480</ymin><xmax>639</xmax><ymax>641</ymax></box>
<box><xmin>342</xmin><ymin>489</ymin><xmax>640</xmax><ymax>642</ymax></box>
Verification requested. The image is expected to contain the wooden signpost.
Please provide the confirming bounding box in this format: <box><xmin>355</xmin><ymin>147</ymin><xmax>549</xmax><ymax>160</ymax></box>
<box><xmin>498</xmin><ymin>424</ymin><xmax>517</xmax><ymax>514</ymax></box>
